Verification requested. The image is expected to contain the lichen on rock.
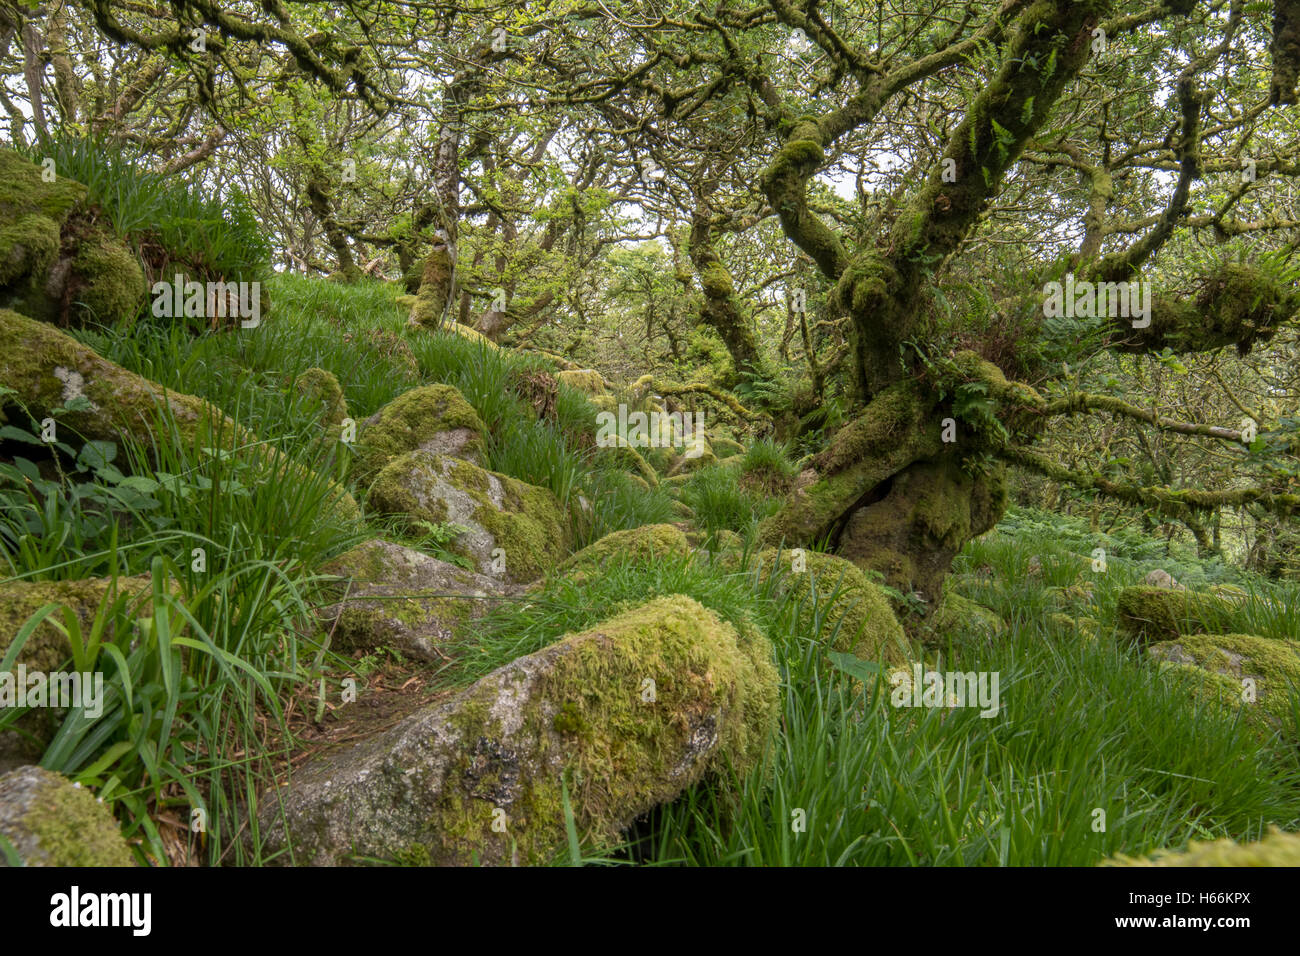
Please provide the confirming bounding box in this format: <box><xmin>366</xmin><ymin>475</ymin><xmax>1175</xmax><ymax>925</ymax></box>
<box><xmin>319</xmin><ymin>538</ymin><xmax>512</xmax><ymax>661</ymax></box>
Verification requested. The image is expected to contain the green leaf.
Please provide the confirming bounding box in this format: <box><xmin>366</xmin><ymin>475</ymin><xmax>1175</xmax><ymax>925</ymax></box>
<box><xmin>77</xmin><ymin>440</ymin><xmax>118</xmax><ymax>470</ymax></box>
<box><xmin>826</xmin><ymin>651</ymin><xmax>885</xmax><ymax>684</ymax></box>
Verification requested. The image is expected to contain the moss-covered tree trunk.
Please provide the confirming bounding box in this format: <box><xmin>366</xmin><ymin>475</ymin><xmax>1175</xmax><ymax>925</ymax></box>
<box><xmin>688</xmin><ymin>208</ymin><xmax>761</xmax><ymax>377</ymax></box>
<box><xmin>760</xmin><ymin>1</ymin><xmax>1111</xmax><ymax>604</ymax></box>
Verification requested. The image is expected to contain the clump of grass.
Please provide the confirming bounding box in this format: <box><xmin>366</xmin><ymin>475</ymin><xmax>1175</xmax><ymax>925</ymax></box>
<box><xmin>738</xmin><ymin>437</ymin><xmax>799</xmax><ymax>496</ymax></box>
<box><xmin>613</xmin><ymin>565</ymin><xmax>1300</xmax><ymax>865</ymax></box>
<box><xmin>679</xmin><ymin>463</ymin><xmax>781</xmax><ymax>540</ymax></box>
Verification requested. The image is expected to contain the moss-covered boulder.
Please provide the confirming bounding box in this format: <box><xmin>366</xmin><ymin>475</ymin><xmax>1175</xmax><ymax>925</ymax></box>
<box><xmin>555</xmin><ymin>524</ymin><xmax>691</xmax><ymax>583</ymax></box>
<box><xmin>0</xmin><ymin>150</ymin><xmax>84</xmax><ymax>294</ymax></box>
<box><xmin>555</xmin><ymin>369</ymin><xmax>607</xmax><ymax>396</ymax></box>
<box><xmin>294</xmin><ymin>367</ymin><xmax>348</xmax><ymax>427</ymax></box>
<box><xmin>1117</xmin><ymin>586</ymin><xmax>1235</xmax><ymax>643</ymax></box>
<box><xmin>0</xmin><ymin>149</ymin><xmax>145</xmax><ymax>324</ymax></box>
<box><xmin>68</xmin><ymin>236</ymin><xmax>146</xmax><ymax>323</ymax></box>
<box><xmin>258</xmin><ymin>595</ymin><xmax>779</xmax><ymax>865</ymax></box>
<box><xmin>1048</xmin><ymin>612</ymin><xmax>1099</xmax><ymax>642</ymax></box>
<box><xmin>0</xmin><ymin>765</ymin><xmax>134</xmax><ymax>866</ymax></box>
<box><xmin>319</xmin><ymin>539</ymin><xmax>512</xmax><ymax>661</ymax></box>
<box><xmin>927</xmin><ymin>591</ymin><xmax>1006</xmax><ymax>651</ymax></box>
<box><xmin>1103</xmin><ymin>827</ymin><xmax>1300</xmax><ymax>867</ymax></box>
<box><xmin>0</xmin><ymin>574</ymin><xmax>157</xmax><ymax>674</ymax></box>
<box><xmin>0</xmin><ymin>575</ymin><xmax>161</xmax><ymax>764</ymax></box>
<box><xmin>748</xmin><ymin>548</ymin><xmax>911</xmax><ymax>664</ymax></box>
<box><xmin>0</xmin><ymin>308</ymin><xmax>359</xmax><ymax>519</ymax></box>
<box><xmin>1148</xmin><ymin>633</ymin><xmax>1300</xmax><ymax>731</ymax></box>
<box><xmin>352</xmin><ymin>384</ymin><xmax>486</xmax><ymax>489</ymax></box>
<box><xmin>367</xmin><ymin>450</ymin><xmax>567</xmax><ymax>584</ymax></box>
<box><xmin>589</xmin><ymin>393</ymin><xmax>618</xmax><ymax>414</ymax></box>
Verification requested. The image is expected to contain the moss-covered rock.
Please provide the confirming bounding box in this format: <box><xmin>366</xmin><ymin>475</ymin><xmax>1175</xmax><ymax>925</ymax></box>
<box><xmin>0</xmin><ymin>765</ymin><xmax>134</xmax><ymax>866</ymax></box>
<box><xmin>927</xmin><ymin>591</ymin><xmax>1006</xmax><ymax>651</ymax></box>
<box><xmin>0</xmin><ymin>308</ymin><xmax>359</xmax><ymax>520</ymax></box>
<box><xmin>352</xmin><ymin>384</ymin><xmax>486</xmax><ymax>489</ymax></box>
<box><xmin>0</xmin><ymin>149</ymin><xmax>85</xmax><ymax>301</ymax></box>
<box><xmin>0</xmin><ymin>575</ymin><xmax>156</xmax><ymax>674</ymax></box>
<box><xmin>589</xmin><ymin>393</ymin><xmax>618</xmax><ymax>414</ymax></box>
<box><xmin>555</xmin><ymin>524</ymin><xmax>691</xmax><ymax>583</ymax></box>
<box><xmin>258</xmin><ymin>595</ymin><xmax>779</xmax><ymax>865</ymax></box>
<box><xmin>0</xmin><ymin>150</ymin><xmax>146</xmax><ymax>324</ymax></box>
<box><xmin>1103</xmin><ymin>827</ymin><xmax>1300</xmax><ymax>867</ymax></box>
<box><xmin>1116</xmin><ymin>586</ymin><xmax>1235</xmax><ymax>643</ymax></box>
<box><xmin>1048</xmin><ymin>612</ymin><xmax>1099</xmax><ymax>642</ymax></box>
<box><xmin>69</xmin><ymin>235</ymin><xmax>146</xmax><ymax>322</ymax></box>
<box><xmin>1148</xmin><ymin>633</ymin><xmax>1300</xmax><ymax>731</ymax></box>
<box><xmin>319</xmin><ymin>539</ymin><xmax>514</xmax><ymax>661</ymax></box>
<box><xmin>294</xmin><ymin>367</ymin><xmax>348</xmax><ymax>427</ymax></box>
<box><xmin>748</xmin><ymin>548</ymin><xmax>911</xmax><ymax>664</ymax></box>
<box><xmin>367</xmin><ymin>450</ymin><xmax>567</xmax><ymax>584</ymax></box>
<box><xmin>555</xmin><ymin>369</ymin><xmax>606</xmax><ymax>396</ymax></box>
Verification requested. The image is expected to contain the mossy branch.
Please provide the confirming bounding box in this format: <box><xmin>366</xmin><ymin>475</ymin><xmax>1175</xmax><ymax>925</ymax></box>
<box><xmin>641</xmin><ymin>379</ymin><xmax>765</xmax><ymax>422</ymax></box>
<box><xmin>1000</xmin><ymin>445</ymin><xmax>1300</xmax><ymax>518</ymax></box>
<box><xmin>1042</xmin><ymin>393</ymin><xmax>1246</xmax><ymax>443</ymax></box>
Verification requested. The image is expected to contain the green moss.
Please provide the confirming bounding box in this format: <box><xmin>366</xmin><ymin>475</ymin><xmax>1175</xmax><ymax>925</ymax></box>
<box><xmin>555</xmin><ymin>369</ymin><xmax>606</xmax><ymax>396</ymax></box>
<box><xmin>929</xmin><ymin>591</ymin><xmax>1006</xmax><ymax>651</ymax></box>
<box><xmin>294</xmin><ymin>367</ymin><xmax>348</xmax><ymax>426</ymax></box>
<box><xmin>390</xmin><ymin>843</ymin><xmax>432</xmax><ymax>866</ymax></box>
<box><xmin>7</xmin><ymin>769</ymin><xmax>134</xmax><ymax>866</ymax></box>
<box><xmin>0</xmin><ymin>215</ymin><xmax>61</xmax><ymax>287</ymax></box>
<box><xmin>1116</xmin><ymin>586</ymin><xmax>1235</xmax><ymax>643</ymax></box>
<box><xmin>424</xmin><ymin>595</ymin><xmax>779</xmax><ymax>865</ymax></box>
<box><xmin>0</xmin><ymin>575</ymin><xmax>155</xmax><ymax>674</ymax></box>
<box><xmin>1104</xmin><ymin>827</ymin><xmax>1300</xmax><ymax>867</ymax></box>
<box><xmin>552</xmin><ymin>701</ymin><xmax>587</xmax><ymax>735</ymax></box>
<box><xmin>556</xmin><ymin>524</ymin><xmax>691</xmax><ymax>583</ymax></box>
<box><xmin>748</xmin><ymin>548</ymin><xmax>911</xmax><ymax>665</ymax></box>
<box><xmin>1149</xmin><ymin>633</ymin><xmax>1300</xmax><ymax>731</ymax></box>
<box><xmin>1048</xmin><ymin>612</ymin><xmax>1099</xmax><ymax>642</ymax></box>
<box><xmin>0</xmin><ymin>150</ymin><xmax>85</xmax><ymax>292</ymax></box>
<box><xmin>1133</xmin><ymin>263</ymin><xmax>1300</xmax><ymax>356</ymax></box>
<box><xmin>353</xmin><ymin>384</ymin><xmax>486</xmax><ymax>488</ymax></box>
<box><xmin>711</xmin><ymin>435</ymin><xmax>745</xmax><ymax>458</ymax></box>
<box><xmin>0</xmin><ymin>309</ymin><xmax>360</xmax><ymax>519</ymax></box>
<box><xmin>70</xmin><ymin>236</ymin><xmax>145</xmax><ymax>322</ymax></box>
